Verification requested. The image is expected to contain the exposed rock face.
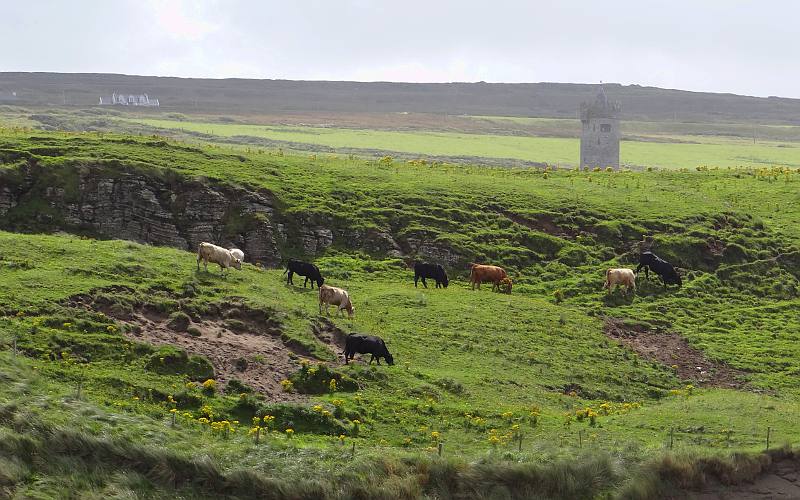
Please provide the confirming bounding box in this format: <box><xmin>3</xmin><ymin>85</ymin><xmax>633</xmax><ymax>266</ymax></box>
<box><xmin>0</xmin><ymin>163</ymin><xmax>283</xmax><ymax>266</ymax></box>
<box><xmin>0</xmin><ymin>162</ymin><xmax>434</xmax><ymax>268</ymax></box>
<box><xmin>406</xmin><ymin>237</ymin><xmax>464</xmax><ymax>268</ymax></box>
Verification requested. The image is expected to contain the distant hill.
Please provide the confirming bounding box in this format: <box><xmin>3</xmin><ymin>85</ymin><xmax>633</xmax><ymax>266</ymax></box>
<box><xmin>1</xmin><ymin>72</ymin><xmax>799</xmax><ymax>123</ymax></box>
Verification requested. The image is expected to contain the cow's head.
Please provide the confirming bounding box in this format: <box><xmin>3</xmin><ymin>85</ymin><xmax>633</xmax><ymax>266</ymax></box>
<box><xmin>666</xmin><ymin>270</ymin><xmax>682</xmax><ymax>287</ymax></box>
<box><xmin>346</xmin><ymin>303</ymin><xmax>355</xmax><ymax>318</ymax></box>
<box><xmin>316</xmin><ymin>276</ymin><xmax>325</xmax><ymax>288</ymax></box>
<box><xmin>233</xmin><ymin>258</ymin><xmax>242</xmax><ymax>270</ymax></box>
<box><xmin>384</xmin><ymin>351</ymin><xmax>394</xmax><ymax>366</ymax></box>
<box><xmin>442</xmin><ymin>275</ymin><xmax>449</xmax><ymax>288</ymax></box>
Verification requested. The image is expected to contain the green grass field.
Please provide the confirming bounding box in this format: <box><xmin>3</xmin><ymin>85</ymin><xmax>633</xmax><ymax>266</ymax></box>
<box><xmin>2</xmin><ymin>128</ymin><xmax>800</xmax><ymax>497</ymax></box>
<box><xmin>129</xmin><ymin>117</ymin><xmax>800</xmax><ymax>169</ymax></box>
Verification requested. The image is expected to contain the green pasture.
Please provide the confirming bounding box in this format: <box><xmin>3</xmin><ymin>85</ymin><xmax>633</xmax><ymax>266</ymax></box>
<box><xmin>129</xmin><ymin>117</ymin><xmax>800</xmax><ymax>169</ymax></box>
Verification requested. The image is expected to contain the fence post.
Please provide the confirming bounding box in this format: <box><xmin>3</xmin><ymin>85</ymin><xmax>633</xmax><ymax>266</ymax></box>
<box><xmin>438</xmin><ymin>442</ymin><xmax>443</xmax><ymax>457</ymax></box>
<box><xmin>351</xmin><ymin>442</ymin><xmax>356</xmax><ymax>456</ymax></box>
<box><xmin>578</xmin><ymin>430</ymin><xmax>583</xmax><ymax>448</ymax></box>
<box><xmin>76</xmin><ymin>381</ymin><xmax>82</xmax><ymax>400</ymax></box>
<box><xmin>669</xmin><ymin>428</ymin><xmax>674</xmax><ymax>450</ymax></box>
<box><xmin>518</xmin><ymin>434</ymin><xmax>523</xmax><ymax>452</ymax></box>
<box><xmin>766</xmin><ymin>427</ymin><xmax>771</xmax><ymax>451</ymax></box>
<box><xmin>12</xmin><ymin>336</ymin><xmax>17</xmax><ymax>357</ymax></box>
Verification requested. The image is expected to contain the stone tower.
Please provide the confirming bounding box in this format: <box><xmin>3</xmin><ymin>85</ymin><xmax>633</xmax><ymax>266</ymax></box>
<box><xmin>579</xmin><ymin>86</ymin><xmax>621</xmax><ymax>169</ymax></box>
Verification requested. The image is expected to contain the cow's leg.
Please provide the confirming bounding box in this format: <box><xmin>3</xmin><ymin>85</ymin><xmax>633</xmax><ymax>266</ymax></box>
<box><xmin>319</xmin><ymin>301</ymin><xmax>324</xmax><ymax>315</ymax></box>
<box><xmin>368</xmin><ymin>354</ymin><xmax>375</xmax><ymax>364</ymax></box>
<box><xmin>303</xmin><ymin>276</ymin><xmax>309</xmax><ymax>288</ymax></box>
<box><xmin>376</xmin><ymin>357</ymin><xmax>382</xmax><ymax>366</ymax></box>
<box><xmin>414</xmin><ymin>275</ymin><xmax>419</xmax><ymax>287</ymax></box>
<box><xmin>287</xmin><ymin>270</ymin><xmax>294</xmax><ymax>284</ymax></box>
<box><xmin>421</xmin><ymin>277</ymin><xmax>428</xmax><ymax>289</ymax></box>
<box><xmin>344</xmin><ymin>350</ymin><xmax>349</xmax><ymax>364</ymax></box>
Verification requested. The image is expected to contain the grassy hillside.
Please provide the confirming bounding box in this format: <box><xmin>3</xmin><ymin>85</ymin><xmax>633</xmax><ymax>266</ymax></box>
<box><xmin>2</xmin><ymin>128</ymin><xmax>800</xmax><ymax>497</ymax></box>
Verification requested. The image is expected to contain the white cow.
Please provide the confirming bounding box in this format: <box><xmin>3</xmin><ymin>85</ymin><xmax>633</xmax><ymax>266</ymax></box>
<box><xmin>603</xmin><ymin>268</ymin><xmax>636</xmax><ymax>294</ymax></box>
<box><xmin>318</xmin><ymin>285</ymin><xmax>354</xmax><ymax>318</ymax></box>
<box><xmin>197</xmin><ymin>242</ymin><xmax>242</xmax><ymax>274</ymax></box>
<box><xmin>229</xmin><ymin>248</ymin><xmax>244</xmax><ymax>262</ymax></box>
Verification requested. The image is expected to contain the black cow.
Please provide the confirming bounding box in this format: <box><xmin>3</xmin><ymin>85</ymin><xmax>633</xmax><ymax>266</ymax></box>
<box><xmin>414</xmin><ymin>262</ymin><xmax>449</xmax><ymax>288</ymax></box>
<box><xmin>284</xmin><ymin>259</ymin><xmax>324</xmax><ymax>289</ymax></box>
<box><xmin>635</xmin><ymin>252</ymin><xmax>682</xmax><ymax>289</ymax></box>
<box><xmin>344</xmin><ymin>334</ymin><xmax>394</xmax><ymax>366</ymax></box>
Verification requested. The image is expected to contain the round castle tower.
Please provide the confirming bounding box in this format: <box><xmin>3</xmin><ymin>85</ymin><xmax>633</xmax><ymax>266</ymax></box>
<box><xmin>579</xmin><ymin>86</ymin><xmax>621</xmax><ymax>170</ymax></box>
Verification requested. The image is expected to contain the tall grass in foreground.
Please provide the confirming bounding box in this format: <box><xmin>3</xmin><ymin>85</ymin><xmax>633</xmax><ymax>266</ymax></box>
<box><xmin>1</xmin><ymin>395</ymin><xmax>796</xmax><ymax>500</ymax></box>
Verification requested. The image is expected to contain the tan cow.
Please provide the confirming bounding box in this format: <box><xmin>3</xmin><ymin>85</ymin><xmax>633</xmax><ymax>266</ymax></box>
<box><xmin>469</xmin><ymin>263</ymin><xmax>510</xmax><ymax>292</ymax></box>
<box><xmin>197</xmin><ymin>242</ymin><xmax>242</xmax><ymax>274</ymax></box>
<box><xmin>603</xmin><ymin>268</ymin><xmax>636</xmax><ymax>294</ymax></box>
<box><xmin>319</xmin><ymin>285</ymin><xmax>354</xmax><ymax>318</ymax></box>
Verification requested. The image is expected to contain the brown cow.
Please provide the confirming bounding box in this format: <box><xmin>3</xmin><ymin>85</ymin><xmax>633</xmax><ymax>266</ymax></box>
<box><xmin>469</xmin><ymin>263</ymin><xmax>510</xmax><ymax>292</ymax></box>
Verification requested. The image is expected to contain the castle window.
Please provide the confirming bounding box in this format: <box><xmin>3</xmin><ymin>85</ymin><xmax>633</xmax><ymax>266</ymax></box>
<box><xmin>600</xmin><ymin>124</ymin><xmax>611</xmax><ymax>133</ymax></box>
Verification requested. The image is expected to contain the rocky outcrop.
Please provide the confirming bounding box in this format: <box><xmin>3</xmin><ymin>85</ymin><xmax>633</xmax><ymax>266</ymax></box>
<box><xmin>0</xmin><ymin>163</ymin><xmax>284</xmax><ymax>265</ymax></box>
<box><xmin>0</xmin><ymin>162</ymin><xmax>428</xmax><ymax>267</ymax></box>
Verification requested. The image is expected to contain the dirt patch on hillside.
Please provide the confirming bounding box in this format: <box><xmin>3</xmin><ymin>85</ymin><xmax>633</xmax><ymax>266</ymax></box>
<box><xmin>604</xmin><ymin>318</ymin><xmax>746</xmax><ymax>389</ymax></box>
<box><xmin>684</xmin><ymin>458</ymin><xmax>800</xmax><ymax>499</ymax></box>
<box><xmin>68</xmin><ymin>290</ymin><xmax>345</xmax><ymax>401</ymax></box>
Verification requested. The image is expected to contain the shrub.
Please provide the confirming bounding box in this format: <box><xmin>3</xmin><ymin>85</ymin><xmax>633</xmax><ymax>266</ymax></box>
<box><xmin>289</xmin><ymin>363</ymin><xmax>358</xmax><ymax>394</ymax></box>
<box><xmin>202</xmin><ymin>379</ymin><xmax>217</xmax><ymax>395</ymax></box>
<box><xmin>224</xmin><ymin>319</ymin><xmax>247</xmax><ymax>333</ymax></box>
<box><xmin>167</xmin><ymin>311</ymin><xmax>190</xmax><ymax>332</ymax></box>
<box><xmin>226</xmin><ymin>378</ymin><xmax>253</xmax><ymax>394</ymax></box>
<box><xmin>145</xmin><ymin>346</ymin><xmax>214</xmax><ymax>381</ymax></box>
<box><xmin>187</xmin><ymin>326</ymin><xmax>202</xmax><ymax>337</ymax></box>
<box><xmin>234</xmin><ymin>357</ymin><xmax>248</xmax><ymax>372</ymax></box>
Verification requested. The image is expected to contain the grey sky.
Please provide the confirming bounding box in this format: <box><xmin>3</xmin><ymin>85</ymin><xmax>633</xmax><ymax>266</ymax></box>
<box><xmin>2</xmin><ymin>1</ymin><xmax>797</xmax><ymax>98</ymax></box>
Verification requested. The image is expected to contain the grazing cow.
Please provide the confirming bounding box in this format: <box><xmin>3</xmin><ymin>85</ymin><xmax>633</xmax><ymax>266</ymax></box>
<box><xmin>603</xmin><ymin>268</ymin><xmax>636</xmax><ymax>294</ymax></box>
<box><xmin>319</xmin><ymin>285</ymin><xmax>354</xmax><ymax>318</ymax></box>
<box><xmin>636</xmin><ymin>252</ymin><xmax>682</xmax><ymax>289</ymax></box>
<box><xmin>197</xmin><ymin>242</ymin><xmax>242</xmax><ymax>274</ymax></box>
<box><xmin>344</xmin><ymin>334</ymin><xmax>394</xmax><ymax>365</ymax></box>
<box><xmin>414</xmin><ymin>262</ymin><xmax>449</xmax><ymax>288</ymax></box>
<box><xmin>469</xmin><ymin>263</ymin><xmax>510</xmax><ymax>292</ymax></box>
<box><xmin>284</xmin><ymin>259</ymin><xmax>324</xmax><ymax>289</ymax></box>
<box><xmin>229</xmin><ymin>248</ymin><xmax>244</xmax><ymax>262</ymax></box>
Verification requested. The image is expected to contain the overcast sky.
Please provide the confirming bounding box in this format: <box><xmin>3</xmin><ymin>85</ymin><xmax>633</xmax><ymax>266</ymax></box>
<box><xmin>2</xmin><ymin>1</ymin><xmax>797</xmax><ymax>98</ymax></box>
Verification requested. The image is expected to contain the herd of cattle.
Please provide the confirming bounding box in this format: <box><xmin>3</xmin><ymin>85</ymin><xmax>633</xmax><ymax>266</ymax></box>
<box><xmin>196</xmin><ymin>242</ymin><xmax>684</xmax><ymax>366</ymax></box>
